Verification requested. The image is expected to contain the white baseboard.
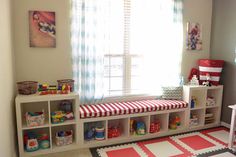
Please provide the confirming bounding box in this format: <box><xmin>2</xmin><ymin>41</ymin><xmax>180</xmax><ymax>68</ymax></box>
<box><xmin>220</xmin><ymin>121</ymin><xmax>230</xmax><ymax>128</ymax></box>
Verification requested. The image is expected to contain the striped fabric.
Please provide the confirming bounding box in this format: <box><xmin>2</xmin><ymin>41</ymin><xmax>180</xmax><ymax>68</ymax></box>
<box><xmin>79</xmin><ymin>99</ymin><xmax>188</xmax><ymax>118</ymax></box>
<box><xmin>198</xmin><ymin>59</ymin><xmax>224</xmax><ymax>85</ymax></box>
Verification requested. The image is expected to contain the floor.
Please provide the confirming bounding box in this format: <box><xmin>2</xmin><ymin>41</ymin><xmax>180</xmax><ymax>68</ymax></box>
<box><xmin>37</xmin><ymin>149</ymin><xmax>92</xmax><ymax>157</ymax></box>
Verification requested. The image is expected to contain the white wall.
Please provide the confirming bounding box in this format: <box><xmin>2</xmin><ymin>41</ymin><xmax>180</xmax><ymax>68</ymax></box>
<box><xmin>14</xmin><ymin>0</ymin><xmax>212</xmax><ymax>83</ymax></box>
<box><xmin>0</xmin><ymin>0</ymin><xmax>16</xmax><ymax>156</ymax></box>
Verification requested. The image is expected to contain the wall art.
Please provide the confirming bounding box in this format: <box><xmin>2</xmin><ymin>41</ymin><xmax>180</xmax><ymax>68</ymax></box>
<box><xmin>29</xmin><ymin>11</ymin><xmax>56</xmax><ymax>48</ymax></box>
<box><xmin>186</xmin><ymin>22</ymin><xmax>202</xmax><ymax>50</ymax></box>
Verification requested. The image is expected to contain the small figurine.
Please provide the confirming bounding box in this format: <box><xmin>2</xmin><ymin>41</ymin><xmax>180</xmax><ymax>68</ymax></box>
<box><xmin>190</xmin><ymin>75</ymin><xmax>199</xmax><ymax>85</ymax></box>
<box><xmin>202</xmin><ymin>73</ymin><xmax>211</xmax><ymax>86</ymax></box>
<box><xmin>191</xmin><ymin>96</ymin><xmax>197</xmax><ymax>108</ymax></box>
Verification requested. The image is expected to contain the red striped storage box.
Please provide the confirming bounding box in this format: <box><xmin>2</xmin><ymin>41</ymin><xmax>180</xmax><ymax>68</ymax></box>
<box><xmin>79</xmin><ymin>99</ymin><xmax>188</xmax><ymax>119</ymax></box>
<box><xmin>199</xmin><ymin>59</ymin><xmax>224</xmax><ymax>85</ymax></box>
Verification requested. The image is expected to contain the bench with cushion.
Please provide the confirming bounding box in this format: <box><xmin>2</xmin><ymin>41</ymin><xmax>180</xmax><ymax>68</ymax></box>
<box><xmin>79</xmin><ymin>99</ymin><xmax>188</xmax><ymax>119</ymax></box>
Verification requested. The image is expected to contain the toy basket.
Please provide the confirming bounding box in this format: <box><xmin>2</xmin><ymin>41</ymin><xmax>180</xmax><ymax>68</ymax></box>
<box><xmin>17</xmin><ymin>81</ymin><xmax>38</xmax><ymax>95</ymax></box>
<box><xmin>57</xmin><ymin>79</ymin><xmax>74</xmax><ymax>92</ymax></box>
<box><xmin>198</xmin><ymin>59</ymin><xmax>224</xmax><ymax>85</ymax></box>
<box><xmin>55</xmin><ymin>130</ymin><xmax>73</xmax><ymax>146</ymax></box>
<box><xmin>25</xmin><ymin>111</ymin><xmax>45</xmax><ymax>127</ymax></box>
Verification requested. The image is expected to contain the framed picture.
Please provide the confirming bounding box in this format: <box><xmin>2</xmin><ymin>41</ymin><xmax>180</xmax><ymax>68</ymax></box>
<box><xmin>29</xmin><ymin>11</ymin><xmax>56</xmax><ymax>48</ymax></box>
<box><xmin>186</xmin><ymin>22</ymin><xmax>202</xmax><ymax>50</ymax></box>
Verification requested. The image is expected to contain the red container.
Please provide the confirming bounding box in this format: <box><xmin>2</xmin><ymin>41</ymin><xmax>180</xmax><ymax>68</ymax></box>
<box><xmin>198</xmin><ymin>59</ymin><xmax>224</xmax><ymax>85</ymax></box>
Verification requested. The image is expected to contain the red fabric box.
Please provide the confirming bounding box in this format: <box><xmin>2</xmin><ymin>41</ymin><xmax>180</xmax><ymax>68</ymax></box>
<box><xmin>198</xmin><ymin>59</ymin><xmax>224</xmax><ymax>85</ymax></box>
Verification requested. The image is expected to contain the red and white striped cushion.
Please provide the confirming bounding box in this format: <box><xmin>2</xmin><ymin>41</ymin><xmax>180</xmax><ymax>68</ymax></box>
<box><xmin>199</xmin><ymin>59</ymin><xmax>224</xmax><ymax>85</ymax></box>
<box><xmin>79</xmin><ymin>100</ymin><xmax>188</xmax><ymax>119</ymax></box>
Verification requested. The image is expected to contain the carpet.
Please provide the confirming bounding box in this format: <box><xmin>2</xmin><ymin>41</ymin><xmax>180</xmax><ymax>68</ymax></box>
<box><xmin>90</xmin><ymin>127</ymin><xmax>236</xmax><ymax>157</ymax></box>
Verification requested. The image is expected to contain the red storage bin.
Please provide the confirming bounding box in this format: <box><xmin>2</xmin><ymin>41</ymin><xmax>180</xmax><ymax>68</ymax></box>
<box><xmin>198</xmin><ymin>59</ymin><xmax>224</xmax><ymax>85</ymax></box>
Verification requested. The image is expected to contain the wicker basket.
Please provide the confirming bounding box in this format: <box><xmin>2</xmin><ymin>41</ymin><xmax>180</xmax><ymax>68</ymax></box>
<box><xmin>17</xmin><ymin>81</ymin><xmax>38</xmax><ymax>95</ymax></box>
<box><xmin>57</xmin><ymin>79</ymin><xmax>74</xmax><ymax>92</ymax></box>
<box><xmin>55</xmin><ymin>130</ymin><xmax>73</xmax><ymax>146</ymax></box>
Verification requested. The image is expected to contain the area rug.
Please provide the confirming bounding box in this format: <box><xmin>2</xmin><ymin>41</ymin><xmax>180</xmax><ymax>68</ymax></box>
<box><xmin>91</xmin><ymin>127</ymin><xmax>236</xmax><ymax>157</ymax></box>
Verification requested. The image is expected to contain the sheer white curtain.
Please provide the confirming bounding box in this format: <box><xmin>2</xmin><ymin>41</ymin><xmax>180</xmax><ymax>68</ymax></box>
<box><xmin>130</xmin><ymin>0</ymin><xmax>183</xmax><ymax>95</ymax></box>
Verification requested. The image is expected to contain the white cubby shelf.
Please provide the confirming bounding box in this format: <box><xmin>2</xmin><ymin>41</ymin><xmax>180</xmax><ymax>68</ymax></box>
<box><xmin>16</xmin><ymin>85</ymin><xmax>223</xmax><ymax>156</ymax></box>
<box><xmin>16</xmin><ymin>93</ymin><xmax>79</xmax><ymax>157</ymax></box>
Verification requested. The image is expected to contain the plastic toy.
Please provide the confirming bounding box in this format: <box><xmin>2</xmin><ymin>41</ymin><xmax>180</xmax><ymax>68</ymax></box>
<box><xmin>169</xmin><ymin>116</ymin><xmax>181</xmax><ymax>130</ymax></box>
<box><xmin>149</xmin><ymin>121</ymin><xmax>161</xmax><ymax>133</ymax></box>
<box><xmin>95</xmin><ymin>127</ymin><xmax>105</xmax><ymax>140</ymax></box>
<box><xmin>59</xmin><ymin>84</ymin><xmax>71</xmax><ymax>94</ymax></box>
<box><xmin>191</xmin><ymin>96</ymin><xmax>197</xmax><ymax>108</ymax></box>
<box><xmin>51</xmin><ymin>111</ymin><xmax>65</xmax><ymax>124</ymax></box>
<box><xmin>136</xmin><ymin>121</ymin><xmax>146</xmax><ymax>135</ymax></box>
<box><xmin>24</xmin><ymin>132</ymin><xmax>39</xmax><ymax>152</ymax></box>
<box><xmin>38</xmin><ymin>133</ymin><xmax>50</xmax><ymax>149</ymax></box>
<box><xmin>108</xmin><ymin>126</ymin><xmax>121</xmax><ymax>138</ymax></box>
<box><xmin>84</xmin><ymin>128</ymin><xmax>95</xmax><ymax>141</ymax></box>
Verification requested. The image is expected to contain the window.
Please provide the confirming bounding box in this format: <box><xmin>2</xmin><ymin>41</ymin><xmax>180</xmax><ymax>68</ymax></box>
<box><xmin>103</xmin><ymin>0</ymin><xmax>183</xmax><ymax>97</ymax></box>
<box><xmin>71</xmin><ymin>0</ymin><xmax>183</xmax><ymax>102</ymax></box>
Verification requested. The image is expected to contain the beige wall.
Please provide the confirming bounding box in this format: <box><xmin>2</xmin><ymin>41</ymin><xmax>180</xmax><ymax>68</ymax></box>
<box><xmin>14</xmin><ymin>0</ymin><xmax>72</xmax><ymax>85</ymax></box>
<box><xmin>181</xmin><ymin>0</ymin><xmax>212</xmax><ymax>80</ymax></box>
<box><xmin>0</xmin><ymin>0</ymin><xmax>16</xmax><ymax>156</ymax></box>
<box><xmin>14</xmin><ymin>0</ymin><xmax>212</xmax><ymax>84</ymax></box>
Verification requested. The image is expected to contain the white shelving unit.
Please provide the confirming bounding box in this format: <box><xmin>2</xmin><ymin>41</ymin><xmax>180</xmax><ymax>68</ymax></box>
<box><xmin>15</xmin><ymin>93</ymin><xmax>79</xmax><ymax>157</ymax></box>
<box><xmin>183</xmin><ymin>85</ymin><xmax>223</xmax><ymax>129</ymax></box>
<box><xmin>16</xmin><ymin>85</ymin><xmax>223</xmax><ymax>156</ymax></box>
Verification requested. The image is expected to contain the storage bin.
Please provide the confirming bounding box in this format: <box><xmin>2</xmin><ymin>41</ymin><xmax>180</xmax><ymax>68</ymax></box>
<box><xmin>57</xmin><ymin>79</ymin><xmax>74</xmax><ymax>92</ymax></box>
<box><xmin>25</xmin><ymin>111</ymin><xmax>45</xmax><ymax>127</ymax></box>
<box><xmin>55</xmin><ymin>130</ymin><xmax>73</xmax><ymax>146</ymax></box>
<box><xmin>17</xmin><ymin>81</ymin><xmax>38</xmax><ymax>95</ymax></box>
<box><xmin>198</xmin><ymin>59</ymin><xmax>224</xmax><ymax>85</ymax></box>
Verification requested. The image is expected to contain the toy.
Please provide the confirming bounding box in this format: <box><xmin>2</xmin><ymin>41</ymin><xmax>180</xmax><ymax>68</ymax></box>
<box><xmin>84</xmin><ymin>127</ymin><xmax>95</xmax><ymax>141</ymax></box>
<box><xmin>38</xmin><ymin>133</ymin><xmax>50</xmax><ymax>149</ymax></box>
<box><xmin>130</xmin><ymin>119</ymin><xmax>136</xmax><ymax>135</ymax></box>
<box><xmin>149</xmin><ymin>121</ymin><xmax>161</xmax><ymax>133</ymax></box>
<box><xmin>202</xmin><ymin>73</ymin><xmax>211</xmax><ymax>86</ymax></box>
<box><xmin>57</xmin><ymin>84</ymin><xmax>71</xmax><ymax>94</ymax></box>
<box><xmin>51</xmin><ymin>111</ymin><xmax>65</xmax><ymax>124</ymax></box>
<box><xmin>206</xmin><ymin>96</ymin><xmax>216</xmax><ymax>106</ymax></box>
<box><xmin>108</xmin><ymin>126</ymin><xmax>121</xmax><ymax>138</ymax></box>
<box><xmin>189</xmin><ymin>75</ymin><xmax>199</xmax><ymax>85</ymax></box>
<box><xmin>169</xmin><ymin>116</ymin><xmax>181</xmax><ymax>130</ymax></box>
<box><xmin>95</xmin><ymin>126</ymin><xmax>105</xmax><ymax>140</ymax></box>
<box><xmin>24</xmin><ymin>132</ymin><xmax>39</xmax><ymax>152</ymax></box>
<box><xmin>190</xmin><ymin>114</ymin><xmax>199</xmax><ymax>126</ymax></box>
<box><xmin>136</xmin><ymin>121</ymin><xmax>146</xmax><ymax>135</ymax></box>
<box><xmin>59</xmin><ymin>100</ymin><xmax>74</xmax><ymax>120</ymax></box>
<box><xmin>191</xmin><ymin>96</ymin><xmax>197</xmax><ymax>108</ymax></box>
<box><xmin>188</xmin><ymin>68</ymin><xmax>199</xmax><ymax>81</ymax></box>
